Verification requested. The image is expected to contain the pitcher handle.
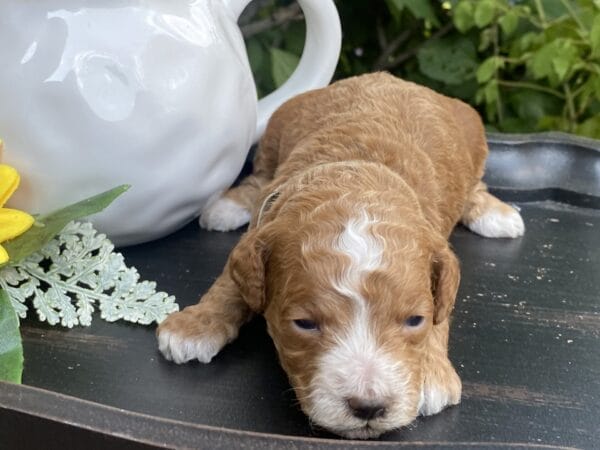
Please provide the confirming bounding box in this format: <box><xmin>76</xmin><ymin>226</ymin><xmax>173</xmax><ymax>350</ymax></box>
<box><xmin>226</xmin><ymin>0</ymin><xmax>341</xmax><ymax>142</ymax></box>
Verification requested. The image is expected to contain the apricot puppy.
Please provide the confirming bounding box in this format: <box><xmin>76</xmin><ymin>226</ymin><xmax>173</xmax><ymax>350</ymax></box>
<box><xmin>157</xmin><ymin>73</ymin><xmax>524</xmax><ymax>439</ymax></box>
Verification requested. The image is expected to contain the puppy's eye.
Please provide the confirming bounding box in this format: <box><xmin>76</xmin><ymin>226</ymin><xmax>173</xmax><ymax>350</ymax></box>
<box><xmin>404</xmin><ymin>315</ymin><xmax>424</xmax><ymax>328</ymax></box>
<box><xmin>293</xmin><ymin>319</ymin><xmax>319</xmax><ymax>331</ymax></box>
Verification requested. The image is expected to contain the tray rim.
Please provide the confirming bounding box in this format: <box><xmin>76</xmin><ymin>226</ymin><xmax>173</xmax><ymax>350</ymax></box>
<box><xmin>487</xmin><ymin>131</ymin><xmax>600</xmax><ymax>151</ymax></box>
<box><xmin>0</xmin><ymin>381</ymin><xmax>578</xmax><ymax>450</ymax></box>
<box><xmin>2</xmin><ymin>131</ymin><xmax>597</xmax><ymax>450</ymax></box>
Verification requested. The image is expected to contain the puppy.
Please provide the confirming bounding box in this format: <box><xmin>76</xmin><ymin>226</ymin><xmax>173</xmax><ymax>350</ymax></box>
<box><xmin>157</xmin><ymin>73</ymin><xmax>524</xmax><ymax>439</ymax></box>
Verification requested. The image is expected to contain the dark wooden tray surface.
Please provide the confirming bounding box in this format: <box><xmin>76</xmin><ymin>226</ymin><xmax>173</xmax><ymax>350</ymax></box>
<box><xmin>1</xmin><ymin>133</ymin><xmax>599</xmax><ymax>449</ymax></box>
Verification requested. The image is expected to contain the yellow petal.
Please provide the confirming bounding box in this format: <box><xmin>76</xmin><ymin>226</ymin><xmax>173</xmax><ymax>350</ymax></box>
<box><xmin>0</xmin><ymin>208</ymin><xmax>35</xmax><ymax>242</ymax></box>
<box><xmin>0</xmin><ymin>164</ymin><xmax>20</xmax><ymax>208</ymax></box>
<box><xmin>0</xmin><ymin>244</ymin><xmax>8</xmax><ymax>264</ymax></box>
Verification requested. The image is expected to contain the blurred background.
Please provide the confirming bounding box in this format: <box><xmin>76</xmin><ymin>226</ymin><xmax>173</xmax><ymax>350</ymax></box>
<box><xmin>240</xmin><ymin>0</ymin><xmax>600</xmax><ymax>138</ymax></box>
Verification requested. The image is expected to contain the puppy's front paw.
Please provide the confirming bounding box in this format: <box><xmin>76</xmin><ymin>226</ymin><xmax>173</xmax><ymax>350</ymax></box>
<box><xmin>157</xmin><ymin>308</ymin><xmax>235</xmax><ymax>364</ymax></box>
<box><xmin>467</xmin><ymin>207</ymin><xmax>525</xmax><ymax>238</ymax></box>
<box><xmin>157</xmin><ymin>329</ymin><xmax>223</xmax><ymax>364</ymax></box>
<box><xmin>418</xmin><ymin>365</ymin><xmax>462</xmax><ymax>416</ymax></box>
<box><xmin>199</xmin><ymin>193</ymin><xmax>251</xmax><ymax>232</ymax></box>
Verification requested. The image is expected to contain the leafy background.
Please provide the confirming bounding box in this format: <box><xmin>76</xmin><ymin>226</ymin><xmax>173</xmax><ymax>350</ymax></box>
<box><xmin>240</xmin><ymin>0</ymin><xmax>600</xmax><ymax>138</ymax></box>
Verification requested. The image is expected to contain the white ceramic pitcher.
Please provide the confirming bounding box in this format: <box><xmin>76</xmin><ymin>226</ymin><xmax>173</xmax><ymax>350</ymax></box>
<box><xmin>0</xmin><ymin>0</ymin><xmax>341</xmax><ymax>245</ymax></box>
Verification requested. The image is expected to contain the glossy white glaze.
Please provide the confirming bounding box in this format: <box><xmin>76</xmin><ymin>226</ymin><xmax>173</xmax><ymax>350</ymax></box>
<box><xmin>0</xmin><ymin>0</ymin><xmax>340</xmax><ymax>245</ymax></box>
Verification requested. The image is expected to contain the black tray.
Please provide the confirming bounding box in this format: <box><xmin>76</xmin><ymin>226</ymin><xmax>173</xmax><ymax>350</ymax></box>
<box><xmin>1</xmin><ymin>132</ymin><xmax>599</xmax><ymax>450</ymax></box>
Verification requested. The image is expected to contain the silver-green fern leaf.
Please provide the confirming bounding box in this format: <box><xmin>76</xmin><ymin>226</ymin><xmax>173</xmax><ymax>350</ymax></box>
<box><xmin>0</xmin><ymin>221</ymin><xmax>178</xmax><ymax>327</ymax></box>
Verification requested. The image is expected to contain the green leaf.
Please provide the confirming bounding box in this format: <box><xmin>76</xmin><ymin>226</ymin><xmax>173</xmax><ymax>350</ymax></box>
<box><xmin>575</xmin><ymin>114</ymin><xmax>600</xmax><ymax>139</ymax></box>
<box><xmin>529</xmin><ymin>43</ymin><xmax>558</xmax><ymax>80</ymax></box>
<box><xmin>478</xmin><ymin>28</ymin><xmax>494</xmax><ymax>52</ymax></box>
<box><xmin>498</xmin><ymin>11</ymin><xmax>519</xmax><ymax>37</ymax></box>
<box><xmin>385</xmin><ymin>0</ymin><xmax>403</xmax><ymax>23</ymax></box>
<box><xmin>283</xmin><ymin>21</ymin><xmax>306</xmax><ymax>56</ymax></box>
<box><xmin>484</xmin><ymin>79</ymin><xmax>499</xmax><ymax>104</ymax></box>
<box><xmin>247</xmin><ymin>38</ymin><xmax>270</xmax><ymax>98</ymax></box>
<box><xmin>507</xmin><ymin>90</ymin><xmax>562</xmax><ymax>124</ymax></box>
<box><xmin>498</xmin><ymin>116</ymin><xmax>536</xmax><ymax>133</ymax></box>
<box><xmin>2</xmin><ymin>185</ymin><xmax>130</xmax><ymax>266</ymax></box>
<box><xmin>476</xmin><ymin>79</ymin><xmax>500</xmax><ymax>121</ymax></box>
<box><xmin>388</xmin><ymin>0</ymin><xmax>440</xmax><ymax>26</ymax></box>
<box><xmin>591</xmin><ymin>15</ymin><xmax>600</xmax><ymax>57</ymax></box>
<box><xmin>453</xmin><ymin>1</ymin><xmax>474</xmax><ymax>33</ymax></box>
<box><xmin>528</xmin><ymin>39</ymin><xmax>579</xmax><ymax>84</ymax></box>
<box><xmin>270</xmin><ymin>48</ymin><xmax>300</xmax><ymax>88</ymax></box>
<box><xmin>510</xmin><ymin>32</ymin><xmax>543</xmax><ymax>57</ymax></box>
<box><xmin>576</xmin><ymin>71</ymin><xmax>600</xmax><ymax>112</ymax></box>
<box><xmin>447</xmin><ymin>80</ymin><xmax>479</xmax><ymax>102</ymax></box>
<box><xmin>247</xmin><ymin>38</ymin><xmax>266</xmax><ymax>75</ymax></box>
<box><xmin>537</xmin><ymin>115</ymin><xmax>571</xmax><ymax>132</ymax></box>
<box><xmin>476</xmin><ymin>56</ymin><xmax>504</xmax><ymax>83</ymax></box>
<box><xmin>0</xmin><ymin>289</ymin><xmax>23</xmax><ymax>384</ymax></box>
<box><xmin>474</xmin><ymin>0</ymin><xmax>495</xmax><ymax>28</ymax></box>
<box><xmin>538</xmin><ymin>0</ymin><xmax>568</xmax><ymax>20</ymax></box>
<box><xmin>417</xmin><ymin>36</ymin><xmax>478</xmax><ymax>85</ymax></box>
<box><xmin>552</xmin><ymin>55</ymin><xmax>571</xmax><ymax>81</ymax></box>
<box><xmin>552</xmin><ymin>41</ymin><xmax>579</xmax><ymax>82</ymax></box>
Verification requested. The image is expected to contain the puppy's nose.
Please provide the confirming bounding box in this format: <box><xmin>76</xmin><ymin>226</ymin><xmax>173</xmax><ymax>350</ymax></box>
<box><xmin>347</xmin><ymin>397</ymin><xmax>387</xmax><ymax>421</ymax></box>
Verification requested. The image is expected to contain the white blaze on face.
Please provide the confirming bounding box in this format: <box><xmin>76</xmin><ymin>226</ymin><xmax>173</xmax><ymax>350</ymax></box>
<box><xmin>332</xmin><ymin>211</ymin><xmax>383</xmax><ymax>302</ymax></box>
<box><xmin>307</xmin><ymin>212</ymin><xmax>417</xmax><ymax>437</ymax></box>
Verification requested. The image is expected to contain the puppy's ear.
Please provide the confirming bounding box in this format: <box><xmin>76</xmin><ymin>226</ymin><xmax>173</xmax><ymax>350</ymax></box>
<box><xmin>228</xmin><ymin>227</ymin><xmax>270</xmax><ymax>313</ymax></box>
<box><xmin>431</xmin><ymin>246</ymin><xmax>460</xmax><ymax>325</ymax></box>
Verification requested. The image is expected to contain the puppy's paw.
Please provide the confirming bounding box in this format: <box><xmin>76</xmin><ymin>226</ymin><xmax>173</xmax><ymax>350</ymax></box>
<box><xmin>418</xmin><ymin>366</ymin><xmax>462</xmax><ymax>416</ymax></box>
<box><xmin>157</xmin><ymin>329</ymin><xmax>223</xmax><ymax>364</ymax></box>
<box><xmin>157</xmin><ymin>309</ymin><xmax>234</xmax><ymax>364</ymax></box>
<box><xmin>199</xmin><ymin>193</ymin><xmax>251</xmax><ymax>232</ymax></box>
<box><xmin>467</xmin><ymin>206</ymin><xmax>525</xmax><ymax>239</ymax></box>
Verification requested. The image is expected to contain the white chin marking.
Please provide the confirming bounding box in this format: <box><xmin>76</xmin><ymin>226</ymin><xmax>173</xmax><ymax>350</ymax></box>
<box><xmin>157</xmin><ymin>330</ymin><xmax>221</xmax><ymax>364</ymax></box>
<box><xmin>467</xmin><ymin>208</ymin><xmax>525</xmax><ymax>238</ymax></box>
<box><xmin>199</xmin><ymin>195</ymin><xmax>251</xmax><ymax>232</ymax></box>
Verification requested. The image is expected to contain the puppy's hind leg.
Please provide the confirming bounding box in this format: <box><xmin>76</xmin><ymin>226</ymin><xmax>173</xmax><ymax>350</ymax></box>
<box><xmin>200</xmin><ymin>125</ymin><xmax>282</xmax><ymax>231</ymax></box>
<box><xmin>199</xmin><ymin>173</ymin><xmax>268</xmax><ymax>232</ymax></box>
<box><xmin>461</xmin><ymin>181</ymin><xmax>525</xmax><ymax>238</ymax></box>
<box><xmin>157</xmin><ymin>264</ymin><xmax>251</xmax><ymax>364</ymax></box>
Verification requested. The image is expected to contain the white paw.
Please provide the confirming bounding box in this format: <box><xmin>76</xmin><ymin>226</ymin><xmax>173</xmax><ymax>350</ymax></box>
<box><xmin>467</xmin><ymin>208</ymin><xmax>525</xmax><ymax>238</ymax></box>
<box><xmin>418</xmin><ymin>384</ymin><xmax>461</xmax><ymax>416</ymax></box>
<box><xmin>199</xmin><ymin>194</ymin><xmax>251</xmax><ymax>232</ymax></box>
<box><xmin>157</xmin><ymin>330</ymin><xmax>222</xmax><ymax>364</ymax></box>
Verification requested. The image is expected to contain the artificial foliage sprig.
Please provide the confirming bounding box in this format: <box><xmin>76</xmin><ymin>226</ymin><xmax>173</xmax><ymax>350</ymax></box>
<box><xmin>0</xmin><ymin>156</ymin><xmax>178</xmax><ymax>383</ymax></box>
<box><xmin>0</xmin><ymin>221</ymin><xmax>179</xmax><ymax>328</ymax></box>
<box><xmin>0</xmin><ymin>185</ymin><xmax>130</xmax><ymax>268</ymax></box>
<box><xmin>0</xmin><ymin>289</ymin><xmax>22</xmax><ymax>383</ymax></box>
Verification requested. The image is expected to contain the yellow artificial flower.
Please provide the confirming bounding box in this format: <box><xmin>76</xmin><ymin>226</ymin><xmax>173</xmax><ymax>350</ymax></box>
<box><xmin>0</xmin><ymin>142</ymin><xmax>35</xmax><ymax>264</ymax></box>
